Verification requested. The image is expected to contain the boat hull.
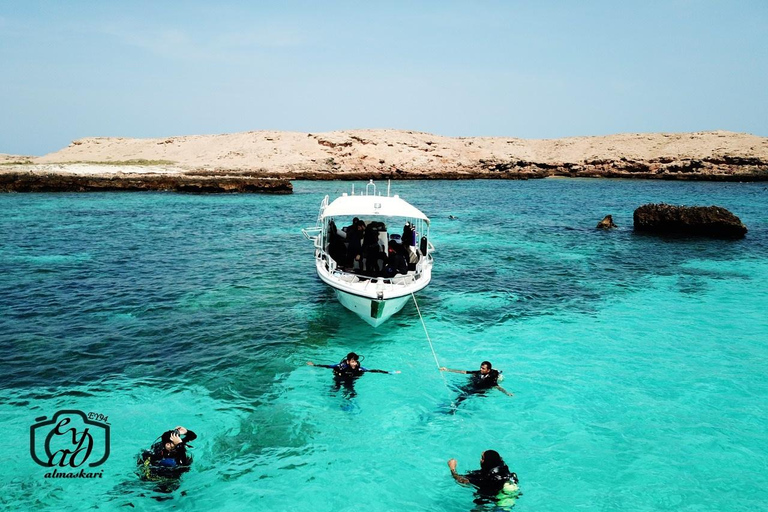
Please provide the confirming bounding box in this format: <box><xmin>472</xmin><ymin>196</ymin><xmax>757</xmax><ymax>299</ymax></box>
<box><xmin>334</xmin><ymin>289</ymin><xmax>411</xmax><ymax>327</ymax></box>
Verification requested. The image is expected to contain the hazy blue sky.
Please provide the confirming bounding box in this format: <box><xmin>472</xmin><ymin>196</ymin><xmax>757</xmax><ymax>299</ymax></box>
<box><xmin>1</xmin><ymin>1</ymin><xmax>766</xmax><ymax>155</ymax></box>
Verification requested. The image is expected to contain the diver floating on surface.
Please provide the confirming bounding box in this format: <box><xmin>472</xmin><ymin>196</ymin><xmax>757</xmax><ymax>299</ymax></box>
<box><xmin>308</xmin><ymin>352</ymin><xmax>400</xmax><ymax>398</ymax></box>
<box><xmin>448</xmin><ymin>450</ymin><xmax>520</xmax><ymax>508</ymax></box>
<box><xmin>439</xmin><ymin>361</ymin><xmax>513</xmax><ymax>412</ymax></box>
<box><xmin>137</xmin><ymin>426</ymin><xmax>197</xmax><ymax>483</ymax></box>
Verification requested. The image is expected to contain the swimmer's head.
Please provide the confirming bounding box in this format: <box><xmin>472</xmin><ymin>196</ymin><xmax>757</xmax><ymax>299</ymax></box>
<box><xmin>346</xmin><ymin>352</ymin><xmax>360</xmax><ymax>369</ymax></box>
<box><xmin>161</xmin><ymin>429</ymin><xmax>180</xmax><ymax>452</ymax></box>
<box><xmin>480</xmin><ymin>361</ymin><xmax>493</xmax><ymax>374</ymax></box>
<box><xmin>481</xmin><ymin>450</ymin><xmax>503</xmax><ymax>471</ymax></box>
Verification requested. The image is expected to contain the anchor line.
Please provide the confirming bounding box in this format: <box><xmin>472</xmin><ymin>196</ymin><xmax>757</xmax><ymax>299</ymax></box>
<box><xmin>411</xmin><ymin>292</ymin><xmax>449</xmax><ymax>387</ymax></box>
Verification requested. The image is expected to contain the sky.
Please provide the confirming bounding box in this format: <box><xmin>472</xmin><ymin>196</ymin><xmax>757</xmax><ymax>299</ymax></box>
<box><xmin>1</xmin><ymin>1</ymin><xmax>766</xmax><ymax>156</ymax></box>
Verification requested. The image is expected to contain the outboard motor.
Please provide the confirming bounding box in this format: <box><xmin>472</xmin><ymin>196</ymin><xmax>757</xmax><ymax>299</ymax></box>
<box><xmin>420</xmin><ymin>236</ymin><xmax>428</xmax><ymax>257</ymax></box>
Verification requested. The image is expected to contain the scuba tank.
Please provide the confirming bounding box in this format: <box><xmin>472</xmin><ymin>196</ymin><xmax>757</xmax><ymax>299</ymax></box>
<box><xmin>420</xmin><ymin>236</ymin><xmax>428</xmax><ymax>257</ymax></box>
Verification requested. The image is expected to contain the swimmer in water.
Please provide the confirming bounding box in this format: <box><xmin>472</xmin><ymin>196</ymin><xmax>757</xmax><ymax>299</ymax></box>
<box><xmin>137</xmin><ymin>426</ymin><xmax>196</xmax><ymax>483</ymax></box>
<box><xmin>439</xmin><ymin>361</ymin><xmax>512</xmax><ymax>411</ymax></box>
<box><xmin>448</xmin><ymin>450</ymin><xmax>520</xmax><ymax>507</ymax></box>
<box><xmin>308</xmin><ymin>352</ymin><xmax>400</xmax><ymax>397</ymax></box>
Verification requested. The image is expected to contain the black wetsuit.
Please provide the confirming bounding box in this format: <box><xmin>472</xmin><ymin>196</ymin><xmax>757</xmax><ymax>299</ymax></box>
<box><xmin>317</xmin><ymin>360</ymin><xmax>389</xmax><ymax>377</ymax></box>
<box><xmin>138</xmin><ymin>430</ymin><xmax>197</xmax><ymax>480</ymax></box>
<box><xmin>468</xmin><ymin>369</ymin><xmax>500</xmax><ymax>390</ymax></box>
<box><xmin>317</xmin><ymin>360</ymin><xmax>389</xmax><ymax>397</ymax></box>
<box><xmin>345</xmin><ymin>227</ymin><xmax>363</xmax><ymax>268</ymax></box>
<box><xmin>451</xmin><ymin>370</ymin><xmax>501</xmax><ymax>410</ymax></box>
<box><xmin>465</xmin><ymin>464</ymin><xmax>519</xmax><ymax>503</ymax></box>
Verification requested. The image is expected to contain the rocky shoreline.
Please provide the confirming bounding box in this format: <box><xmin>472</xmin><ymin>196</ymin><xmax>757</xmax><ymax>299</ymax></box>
<box><xmin>2</xmin><ymin>129</ymin><xmax>767</xmax><ymax>192</ymax></box>
<box><xmin>0</xmin><ymin>172</ymin><xmax>292</xmax><ymax>193</ymax></box>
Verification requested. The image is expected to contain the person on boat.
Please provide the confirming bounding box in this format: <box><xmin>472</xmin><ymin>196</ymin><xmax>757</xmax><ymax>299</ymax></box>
<box><xmin>308</xmin><ymin>352</ymin><xmax>400</xmax><ymax>398</ymax></box>
<box><xmin>343</xmin><ymin>217</ymin><xmax>360</xmax><ymax>234</ymax></box>
<box><xmin>345</xmin><ymin>220</ymin><xmax>365</xmax><ymax>269</ymax></box>
<box><xmin>327</xmin><ymin>220</ymin><xmax>347</xmax><ymax>266</ymax></box>
<box><xmin>137</xmin><ymin>426</ymin><xmax>197</xmax><ymax>481</ymax></box>
<box><xmin>402</xmin><ymin>222</ymin><xmax>415</xmax><ymax>246</ymax></box>
<box><xmin>448</xmin><ymin>450</ymin><xmax>520</xmax><ymax>507</ymax></box>
<box><xmin>384</xmin><ymin>239</ymin><xmax>409</xmax><ymax>277</ymax></box>
<box><xmin>362</xmin><ymin>222</ymin><xmax>385</xmax><ymax>275</ymax></box>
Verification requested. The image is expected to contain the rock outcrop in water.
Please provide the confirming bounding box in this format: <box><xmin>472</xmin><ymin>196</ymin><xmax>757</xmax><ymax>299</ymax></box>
<box><xmin>0</xmin><ymin>173</ymin><xmax>291</xmax><ymax>193</ymax></box>
<box><xmin>596</xmin><ymin>215</ymin><xmax>617</xmax><ymax>230</ymax></box>
<box><xmin>633</xmin><ymin>203</ymin><xmax>747</xmax><ymax>239</ymax></box>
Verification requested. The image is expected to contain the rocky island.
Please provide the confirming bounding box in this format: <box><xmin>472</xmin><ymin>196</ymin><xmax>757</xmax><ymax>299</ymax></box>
<box><xmin>2</xmin><ymin>129</ymin><xmax>767</xmax><ymax>192</ymax></box>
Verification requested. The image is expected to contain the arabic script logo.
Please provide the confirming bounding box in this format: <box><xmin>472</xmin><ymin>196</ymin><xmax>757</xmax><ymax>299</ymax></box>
<box><xmin>30</xmin><ymin>410</ymin><xmax>110</xmax><ymax>470</ymax></box>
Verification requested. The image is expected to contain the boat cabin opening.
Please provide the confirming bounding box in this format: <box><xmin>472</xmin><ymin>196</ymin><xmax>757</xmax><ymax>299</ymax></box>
<box><xmin>323</xmin><ymin>216</ymin><xmax>429</xmax><ymax>279</ymax></box>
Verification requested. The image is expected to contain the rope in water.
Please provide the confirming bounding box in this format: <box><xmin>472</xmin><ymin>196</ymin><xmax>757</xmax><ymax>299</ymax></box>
<box><xmin>411</xmin><ymin>292</ymin><xmax>449</xmax><ymax>386</ymax></box>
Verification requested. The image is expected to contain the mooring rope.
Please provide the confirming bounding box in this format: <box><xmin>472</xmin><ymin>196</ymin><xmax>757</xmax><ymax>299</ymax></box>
<box><xmin>411</xmin><ymin>292</ymin><xmax>449</xmax><ymax>386</ymax></box>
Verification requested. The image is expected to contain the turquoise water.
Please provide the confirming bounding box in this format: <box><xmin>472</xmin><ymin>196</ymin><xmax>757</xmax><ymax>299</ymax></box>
<box><xmin>1</xmin><ymin>179</ymin><xmax>767</xmax><ymax>511</ymax></box>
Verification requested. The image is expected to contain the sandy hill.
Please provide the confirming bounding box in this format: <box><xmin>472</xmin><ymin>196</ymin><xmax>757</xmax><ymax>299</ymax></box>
<box><xmin>28</xmin><ymin>129</ymin><xmax>767</xmax><ymax>176</ymax></box>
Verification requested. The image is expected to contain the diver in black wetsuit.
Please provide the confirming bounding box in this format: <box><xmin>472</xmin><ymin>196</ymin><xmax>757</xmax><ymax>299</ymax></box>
<box><xmin>448</xmin><ymin>450</ymin><xmax>520</xmax><ymax>506</ymax></box>
<box><xmin>439</xmin><ymin>361</ymin><xmax>513</xmax><ymax>411</ymax></box>
<box><xmin>307</xmin><ymin>352</ymin><xmax>399</xmax><ymax>397</ymax></box>
<box><xmin>137</xmin><ymin>426</ymin><xmax>197</xmax><ymax>482</ymax></box>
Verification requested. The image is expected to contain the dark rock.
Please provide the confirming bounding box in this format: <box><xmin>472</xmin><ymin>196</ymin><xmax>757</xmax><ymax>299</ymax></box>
<box><xmin>596</xmin><ymin>215</ymin><xmax>617</xmax><ymax>229</ymax></box>
<box><xmin>0</xmin><ymin>173</ymin><xmax>292</xmax><ymax>194</ymax></box>
<box><xmin>633</xmin><ymin>203</ymin><xmax>747</xmax><ymax>239</ymax></box>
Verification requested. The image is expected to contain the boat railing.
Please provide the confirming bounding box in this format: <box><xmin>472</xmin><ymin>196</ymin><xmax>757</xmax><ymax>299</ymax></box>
<box><xmin>301</xmin><ymin>226</ymin><xmax>322</xmax><ymax>242</ymax></box>
<box><xmin>317</xmin><ymin>195</ymin><xmax>329</xmax><ymax>224</ymax></box>
<box><xmin>330</xmin><ymin>268</ymin><xmax>419</xmax><ymax>288</ymax></box>
<box><xmin>322</xmin><ymin>255</ymin><xmax>423</xmax><ymax>289</ymax></box>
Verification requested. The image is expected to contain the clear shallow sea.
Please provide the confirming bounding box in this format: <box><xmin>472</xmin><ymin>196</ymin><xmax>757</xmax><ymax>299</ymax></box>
<box><xmin>1</xmin><ymin>179</ymin><xmax>767</xmax><ymax>512</ymax></box>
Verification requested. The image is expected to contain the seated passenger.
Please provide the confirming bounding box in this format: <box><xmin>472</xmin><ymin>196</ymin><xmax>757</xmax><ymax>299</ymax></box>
<box><xmin>384</xmin><ymin>240</ymin><xmax>408</xmax><ymax>277</ymax></box>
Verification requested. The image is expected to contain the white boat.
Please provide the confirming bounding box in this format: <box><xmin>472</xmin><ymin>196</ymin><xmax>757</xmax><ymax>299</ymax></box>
<box><xmin>302</xmin><ymin>180</ymin><xmax>434</xmax><ymax>327</ymax></box>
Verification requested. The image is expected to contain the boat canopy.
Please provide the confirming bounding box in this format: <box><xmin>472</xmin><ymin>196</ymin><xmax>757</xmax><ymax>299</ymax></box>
<box><xmin>321</xmin><ymin>194</ymin><xmax>430</xmax><ymax>225</ymax></box>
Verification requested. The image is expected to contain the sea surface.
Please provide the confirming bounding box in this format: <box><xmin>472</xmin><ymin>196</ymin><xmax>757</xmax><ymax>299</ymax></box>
<box><xmin>1</xmin><ymin>179</ymin><xmax>767</xmax><ymax>512</ymax></box>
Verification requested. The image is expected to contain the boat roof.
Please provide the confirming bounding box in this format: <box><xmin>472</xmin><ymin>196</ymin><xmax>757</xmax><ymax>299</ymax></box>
<box><xmin>322</xmin><ymin>194</ymin><xmax>430</xmax><ymax>224</ymax></box>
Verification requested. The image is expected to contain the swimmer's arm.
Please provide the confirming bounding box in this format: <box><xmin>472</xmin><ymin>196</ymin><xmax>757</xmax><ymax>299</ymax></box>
<box><xmin>447</xmin><ymin>459</ymin><xmax>470</xmax><ymax>484</ymax></box>
<box><xmin>365</xmin><ymin>369</ymin><xmax>401</xmax><ymax>375</ymax></box>
<box><xmin>495</xmin><ymin>385</ymin><xmax>514</xmax><ymax>397</ymax></box>
<box><xmin>439</xmin><ymin>367</ymin><xmax>468</xmax><ymax>374</ymax></box>
<box><xmin>307</xmin><ymin>362</ymin><xmax>336</xmax><ymax>369</ymax></box>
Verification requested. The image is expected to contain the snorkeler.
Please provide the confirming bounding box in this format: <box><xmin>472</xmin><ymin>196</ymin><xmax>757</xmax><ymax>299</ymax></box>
<box><xmin>307</xmin><ymin>352</ymin><xmax>400</xmax><ymax>397</ymax></box>
<box><xmin>448</xmin><ymin>450</ymin><xmax>520</xmax><ymax>507</ymax></box>
<box><xmin>137</xmin><ymin>426</ymin><xmax>197</xmax><ymax>481</ymax></box>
